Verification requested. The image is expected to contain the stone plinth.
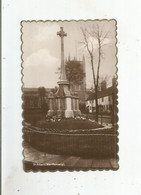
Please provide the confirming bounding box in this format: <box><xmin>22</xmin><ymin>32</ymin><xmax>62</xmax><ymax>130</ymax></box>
<box><xmin>48</xmin><ymin>80</ymin><xmax>81</xmax><ymax>118</ymax></box>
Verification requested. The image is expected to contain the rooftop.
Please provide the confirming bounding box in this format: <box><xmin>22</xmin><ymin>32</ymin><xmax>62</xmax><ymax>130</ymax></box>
<box><xmin>87</xmin><ymin>86</ymin><xmax>116</xmax><ymax>100</ymax></box>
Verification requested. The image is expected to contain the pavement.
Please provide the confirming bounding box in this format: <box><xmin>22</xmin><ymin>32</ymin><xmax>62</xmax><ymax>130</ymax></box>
<box><xmin>23</xmin><ymin>142</ymin><xmax>119</xmax><ymax>171</ymax></box>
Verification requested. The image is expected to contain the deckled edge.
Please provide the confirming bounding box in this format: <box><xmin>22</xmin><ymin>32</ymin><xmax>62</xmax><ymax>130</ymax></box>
<box><xmin>21</xmin><ymin>19</ymin><xmax>119</xmax><ymax>172</ymax></box>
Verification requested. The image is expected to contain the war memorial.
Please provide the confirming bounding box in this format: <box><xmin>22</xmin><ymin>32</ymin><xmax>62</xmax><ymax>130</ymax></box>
<box><xmin>47</xmin><ymin>27</ymin><xmax>81</xmax><ymax>118</ymax></box>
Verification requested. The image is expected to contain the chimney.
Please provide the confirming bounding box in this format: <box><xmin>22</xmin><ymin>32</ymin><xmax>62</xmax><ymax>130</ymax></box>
<box><xmin>112</xmin><ymin>76</ymin><xmax>116</xmax><ymax>87</ymax></box>
<box><xmin>101</xmin><ymin>80</ymin><xmax>107</xmax><ymax>91</ymax></box>
<box><xmin>68</xmin><ymin>53</ymin><xmax>71</xmax><ymax>61</ymax></box>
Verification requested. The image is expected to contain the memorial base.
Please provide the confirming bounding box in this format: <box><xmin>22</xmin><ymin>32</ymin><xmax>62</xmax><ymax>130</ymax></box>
<box><xmin>47</xmin><ymin>80</ymin><xmax>81</xmax><ymax>118</ymax></box>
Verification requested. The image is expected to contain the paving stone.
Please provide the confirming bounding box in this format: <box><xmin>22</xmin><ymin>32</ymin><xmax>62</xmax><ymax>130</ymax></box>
<box><xmin>34</xmin><ymin>154</ymin><xmax>63</xmax><ymax>164</ymax></box>
<box><xmin>91</xmin><ymin>159</ymin><xmax>111</xmax><ymax>168</ymax></box>
<box><xmin>24</xmin><ymin>152</ymin><xmax>41</xmax><ymax>162</ymax></box>
<box><xmin>74</xmin><ymin>158</ymin><xmax>93</xmax><ymax>167</ymax></box>
<box><xmin>63</xmin><ymin>156</ymin><xmax>80</xmax><ymax>167</ymax></box>
<box><xmin>43</xmin><ymin>155</ymin><xmax>68</xmax><ymax>164</ymax></box>
<box><xmin>110</xmin><ymin>158</ymin><xmax>119</xmax><ymax>169</ymax></box>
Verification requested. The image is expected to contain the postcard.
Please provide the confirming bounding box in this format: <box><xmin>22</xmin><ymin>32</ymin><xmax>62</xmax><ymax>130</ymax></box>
<box><xmin>21</xmin><ymin>20</ymin><xmax>118</xmax><ymax>171</ymax></box>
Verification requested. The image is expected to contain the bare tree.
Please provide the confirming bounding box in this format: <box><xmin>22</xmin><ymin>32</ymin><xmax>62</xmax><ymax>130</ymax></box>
<box><xmin>80</xmin><ymin>23</ymin><xmax>109</xmax><ymax>122</ymax></box>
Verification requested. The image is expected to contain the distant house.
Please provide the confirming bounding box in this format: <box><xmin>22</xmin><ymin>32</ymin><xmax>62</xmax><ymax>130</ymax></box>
<box><xmin>86</xmin><ymin>77</ymin><xmax>117</xmax><ymax>114</ymax></box>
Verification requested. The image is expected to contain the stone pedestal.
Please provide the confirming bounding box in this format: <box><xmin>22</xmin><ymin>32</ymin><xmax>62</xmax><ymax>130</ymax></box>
<box><xmin>48</xmin><ymin>80</ymin><xmax>81</xmax><ymax>118</ymax></box>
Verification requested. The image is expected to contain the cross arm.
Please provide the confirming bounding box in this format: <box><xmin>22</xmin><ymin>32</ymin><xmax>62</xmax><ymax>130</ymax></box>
<box><xmin>57</xmin><ymin>27</ymin><xmax>67</xmax><ymax>37</ymax></box>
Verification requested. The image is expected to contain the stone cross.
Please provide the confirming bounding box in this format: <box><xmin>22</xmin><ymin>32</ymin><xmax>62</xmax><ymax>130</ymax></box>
<box><xmin>57</xmin><ymin>27</ymin><xmax>67</xmax><ymax>81</ymax></box>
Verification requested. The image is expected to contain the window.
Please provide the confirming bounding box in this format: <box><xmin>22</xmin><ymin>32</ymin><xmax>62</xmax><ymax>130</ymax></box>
<box><xmin>102</xmin><ymin>97</ymin><xmax>104</xmax><ymax>102</ymax></box>
<box><xmin>108</xmin><ymin>96</ymin><xmax>110</xmax><ymax>101</ymax></box>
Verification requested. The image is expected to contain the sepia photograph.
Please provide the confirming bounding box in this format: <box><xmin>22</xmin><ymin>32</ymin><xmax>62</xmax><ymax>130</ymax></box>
<box><xmin>21</xmin><ymin>20</ymin><xmax>118</xmax><ymax>171</ymax></box>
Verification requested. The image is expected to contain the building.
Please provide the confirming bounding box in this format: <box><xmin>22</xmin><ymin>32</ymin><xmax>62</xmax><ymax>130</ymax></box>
<box><xmin>66</xmin><ymin>55</ymin><xmax>86</xmax><ymax>104</ymax></box>
<box><xmin>86</xmin><ymin>77</ymin><xmax>117</xmax><ymax>114</ymax></box>
<box><xmin>23</xmin><ymin>88</ymin><xmax>52</xmax><ymax>109</ymax></box>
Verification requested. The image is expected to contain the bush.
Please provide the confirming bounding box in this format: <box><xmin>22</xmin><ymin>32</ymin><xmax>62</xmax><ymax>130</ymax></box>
<box><xmin>23</xmin><ymin>109</ymin><xmax>45</xmax><ymax>123</ymax></box>
<box><xmin>35</xmin><ymin>118</ymin><xmax>103</xmax><ymax>130</ymax></box>
<box><xmin>79</xmin><ymin>103</ymin><xmax>87</xmax><ymax>114</ymax></box>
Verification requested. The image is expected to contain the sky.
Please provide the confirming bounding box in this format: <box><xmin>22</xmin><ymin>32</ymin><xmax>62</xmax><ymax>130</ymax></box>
<box><xmin>22</xmin><ymin>20</ymin><xmax>117</xmax><ymax>88</ymax></box>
